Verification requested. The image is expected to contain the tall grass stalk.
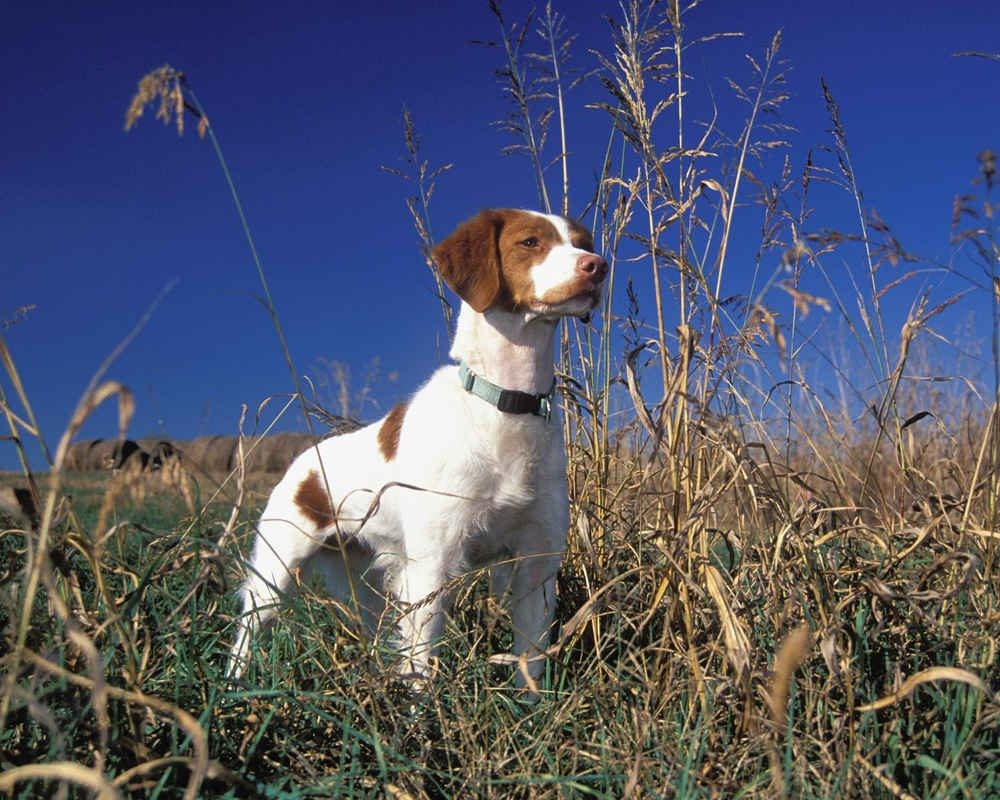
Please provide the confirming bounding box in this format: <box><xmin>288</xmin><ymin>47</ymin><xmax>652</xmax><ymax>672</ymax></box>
<box><xmin>380</xmin><ymin>108</ymin><xmax>454</xmax><ymax>333</ymax></box>
<box><xmin>124</xmin><ymin>67</ymin><xmax>317</xmax><ymax>443</ymax></box>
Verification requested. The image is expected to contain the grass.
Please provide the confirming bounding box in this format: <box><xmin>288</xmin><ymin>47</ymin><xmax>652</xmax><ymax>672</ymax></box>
<box><xmin>1</xmin><ymin>469</ymin><xmax>995</xmax><ymax>798</ymax></box>
<box><xmin>3</xmin><ymin>1</ymin><xmax>999</xmax><ymax>797</ymax></box>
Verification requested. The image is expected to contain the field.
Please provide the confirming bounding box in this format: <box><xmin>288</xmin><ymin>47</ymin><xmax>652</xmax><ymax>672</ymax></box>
<box><xmin>2</xmin><ymin>1</ymin><xmax>999</xmax><ymax>797</ymax></box>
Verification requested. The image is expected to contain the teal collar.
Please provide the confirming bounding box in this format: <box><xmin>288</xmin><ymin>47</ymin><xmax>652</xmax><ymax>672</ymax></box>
<box><xmin>458</xmin><ymin>362</ymin><xmax>554</xmax><ymax>421</ymax></box>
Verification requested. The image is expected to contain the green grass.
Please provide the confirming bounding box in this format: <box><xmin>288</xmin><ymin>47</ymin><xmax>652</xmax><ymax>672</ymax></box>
<box><xmin>1</xmin><ymin>472</ymin><xmax>996</xmax><ymax>798</ymax></box>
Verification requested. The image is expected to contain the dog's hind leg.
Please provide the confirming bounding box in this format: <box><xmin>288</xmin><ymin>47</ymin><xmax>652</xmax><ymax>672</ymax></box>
<box><xmin>227</xmin><ymin>501</ymin><xmax>331</xmax><ymax>679</ymax></box>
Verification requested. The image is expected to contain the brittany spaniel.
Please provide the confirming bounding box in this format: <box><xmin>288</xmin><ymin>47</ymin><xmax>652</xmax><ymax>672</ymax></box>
<box><xmin>228</xmin><ymin>209</ymin><xmax>606</xmax><ymax>691</ymax></box>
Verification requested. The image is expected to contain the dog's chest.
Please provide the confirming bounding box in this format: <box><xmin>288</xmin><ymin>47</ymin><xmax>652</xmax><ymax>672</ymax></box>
<box><xmin>483</xmin><ymin>421</ymin><xmax>558</xmax><ymax>509</ymax></box>
<box><xmin>385</xmin><ymin>371</ymin><xmax>566</xmax><ymax>522</ymax></box>
<box><xmin>456</xmin><ymin>430</ymin><xmax>561</xmax><ymax>566</ymax></box>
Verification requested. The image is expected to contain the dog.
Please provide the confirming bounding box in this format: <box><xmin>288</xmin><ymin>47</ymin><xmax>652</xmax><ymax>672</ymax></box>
<box><xmin>227</xmin><ymin>208</ymin><xmax>606</xmax><ymax>690</ymax></box>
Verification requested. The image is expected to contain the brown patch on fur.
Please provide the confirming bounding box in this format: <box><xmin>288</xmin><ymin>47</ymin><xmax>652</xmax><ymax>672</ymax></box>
<box><xmin>294</xmin><ymin>470</ymin><xmax>335</xmax><ymax>529</ymax></box>
<box><xmin>378</xmin><ymin>402</ymin><xmax>408</xmax><ymax>461</ymax></box>
<box><xmin>494</xmin><ymin>211</ymin><xmax>561</xmax><ymax>310</ymax></box>
<box><xmin>432</xmin><ymin>211</ymin><xmax>504</xmax><ymax>312</ymax></box>
<box><xmin>565</xmin><ymin>217</ymin><xmax>595</xmax><ymax>252</ymax></box>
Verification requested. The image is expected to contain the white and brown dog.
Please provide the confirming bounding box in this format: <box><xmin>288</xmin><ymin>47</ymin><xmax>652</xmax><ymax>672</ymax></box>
<box><xmin>228</xmin><ymin>208</ymin><xmax>606</xmax><ymax>690</ymax></box>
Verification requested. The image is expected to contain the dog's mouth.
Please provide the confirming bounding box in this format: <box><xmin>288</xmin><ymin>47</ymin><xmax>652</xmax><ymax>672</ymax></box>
<box><xmin>522</xmin><ymin>280</ymin><xmax>605</xmax><ymax>321</ymax></box>
<box><xmin>571</xmin><ymin>286</ymin><xmax>603</xmax><ymax>317</ymax></box>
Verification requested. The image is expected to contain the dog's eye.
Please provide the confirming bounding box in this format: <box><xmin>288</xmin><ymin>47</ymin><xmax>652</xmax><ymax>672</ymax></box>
<box><xmin>520</xmin><ymin>237</ymin><xmax>539</xmax><ymax>248</ymax></box>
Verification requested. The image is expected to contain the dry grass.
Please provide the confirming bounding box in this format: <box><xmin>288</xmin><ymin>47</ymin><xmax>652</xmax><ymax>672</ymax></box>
<box><xmin>2</xmin><ymin>1</ymin><xmax>999</xmax><ymax>797</ymax></box>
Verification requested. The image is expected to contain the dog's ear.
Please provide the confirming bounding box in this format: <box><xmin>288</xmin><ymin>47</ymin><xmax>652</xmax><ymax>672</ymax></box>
<box><xmin>431</xmin><ymin>210</ymin><xmax>503</xmax><ymax>312</ymax></box>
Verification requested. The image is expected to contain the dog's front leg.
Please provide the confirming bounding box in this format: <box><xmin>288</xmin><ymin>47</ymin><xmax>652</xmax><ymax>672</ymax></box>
<box><xmin>393</xmin><ymin>553</ymin><xmax>448</xmax><ymax>683</ymax></box>
<box><xmin>508</xmin><ymin>551</ymin><xmax>561</xmax><ymax>690</ymax></box>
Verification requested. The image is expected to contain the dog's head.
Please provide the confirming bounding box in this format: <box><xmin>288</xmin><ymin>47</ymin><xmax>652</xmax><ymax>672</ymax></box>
<box><xmin>431</xmin><ymin>209</ymin><xmax>607</xmax><ymax>319</ymax></box>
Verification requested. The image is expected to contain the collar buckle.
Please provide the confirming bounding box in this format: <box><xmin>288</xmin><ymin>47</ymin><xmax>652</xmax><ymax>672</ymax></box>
<box><xmin>462</xmin><ymin>364</ymin><xmax>476</xmax><ymax>392</ymax></box>
<box><xmin>538</xmin><ymin>395</ymin><xmax>552</xmax><ymax>422</ymax></box>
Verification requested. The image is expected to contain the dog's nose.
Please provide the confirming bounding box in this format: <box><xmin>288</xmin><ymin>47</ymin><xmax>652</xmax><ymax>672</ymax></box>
<box><xmin>576</xmin><ymin>253</ymin><xmax>608</xmax><ymax>283</ymax></box>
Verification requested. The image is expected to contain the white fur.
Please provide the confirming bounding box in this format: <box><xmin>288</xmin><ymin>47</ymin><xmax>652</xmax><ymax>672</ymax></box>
<box><xmin>526</xmin><ymin>211</ymin><xmax>581</xmax><ymax>300</ymax></box>
<box><xmin>228</xmin><ymin>210</ymin><xmax>605</xmax><ymax>691</ymax></box>
<box><xmin>529</xmin><ymin>243</ymin><xmax>589</xmax><ymax>299</ymax></box>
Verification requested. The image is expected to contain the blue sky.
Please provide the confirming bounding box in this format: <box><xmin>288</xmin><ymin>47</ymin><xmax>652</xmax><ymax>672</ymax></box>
<box><xmin>3</xmin><ymin>0</ymin><xmax>998</xmax><ymax>470</ymax></box>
